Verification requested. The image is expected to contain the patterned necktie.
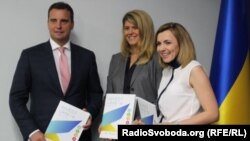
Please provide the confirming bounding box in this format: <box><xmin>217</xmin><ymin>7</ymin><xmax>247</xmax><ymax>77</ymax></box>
<box><xmin>58</xmin><ymin>47</ymin><xmax>70</xmax><ymax>94</ymax></box>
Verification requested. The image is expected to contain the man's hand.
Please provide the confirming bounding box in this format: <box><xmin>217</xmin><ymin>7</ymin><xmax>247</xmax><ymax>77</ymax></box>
<box><xmin>30</xmin><ymin>131</ymin><xmax>46</xmax><ymax>141</ymax></box>
<box><xmin>82</xmin><ymin>108</ymin><xmax>92</xmax><ymax>130</ymax></box>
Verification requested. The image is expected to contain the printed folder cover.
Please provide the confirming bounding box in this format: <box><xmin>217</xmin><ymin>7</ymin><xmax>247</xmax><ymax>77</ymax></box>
<box><xmin>99</xmin><ymin>94</ymin><xmax>136</xmax><ymax>139</ymax></box>
<box><xmin>136</xmin><ymin>96</ymin><xmax>156</xmax><ymax>125</ymax></box>
<box><xmin>45</xmin><ymin>101</ymin><xmax>90</xmax><ymax>141</ymax></box>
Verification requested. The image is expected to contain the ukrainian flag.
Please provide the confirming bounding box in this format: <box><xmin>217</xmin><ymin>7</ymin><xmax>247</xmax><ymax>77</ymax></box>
<box><xmin>210</xmin><ymin>0</ymin><xmax>250</xmax><ymax>124</ymax></box>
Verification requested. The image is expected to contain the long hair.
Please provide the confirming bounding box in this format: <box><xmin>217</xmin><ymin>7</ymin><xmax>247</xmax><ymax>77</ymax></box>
<box><xmin>121</xmin><ymin>10</ymin><xmax>155</xmax><ymax>65</ymax></box>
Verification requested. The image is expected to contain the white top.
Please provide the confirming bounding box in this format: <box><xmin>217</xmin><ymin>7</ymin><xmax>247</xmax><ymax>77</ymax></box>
<box><xmin>156</xmin><ymin>60</ymin><xmax>202</xmax><ymax>123</ymax></box>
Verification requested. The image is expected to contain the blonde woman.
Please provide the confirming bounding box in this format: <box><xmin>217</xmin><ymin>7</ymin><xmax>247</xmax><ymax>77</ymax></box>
<box><xmin>106</xmin><ymin>10</ymin><xmax>161</xmax><ymax>104</ymax></box>
<box><xmin>155</xmin><ymin>22</ymin><xmax>219</xmax><ymax>125</ymax></box>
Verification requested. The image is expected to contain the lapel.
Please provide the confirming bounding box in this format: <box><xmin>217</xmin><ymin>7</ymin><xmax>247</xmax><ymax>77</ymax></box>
<box><xmin>65</xmin><ymin>43</ymin><xmax>78</xmax><ymax>96</ymax></box>
<box><xmin>130</xmin><ymin>63</ymin><xmax>143</xmax><ymax>87</ymax></box>
<box><xmin>43</xmin><ymin>41</ymin><xmax>63</xmax><ymax>95</ymax></box>
<box><xmin>121</xmin><ymin>55</ymin><xmax>143</xmax><ymax>88</ymax></box>
<box><xmin>119</xmin><ymin>56</ymin><xmax>127</xmax><ymax>89</ymax></box>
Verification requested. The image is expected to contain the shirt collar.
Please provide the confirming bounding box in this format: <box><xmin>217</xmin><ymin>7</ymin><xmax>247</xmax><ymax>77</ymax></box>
<box><xmin>49</xmin><ymin>38</ymin><xmax>70</xmax><ymax>51</ymax></box>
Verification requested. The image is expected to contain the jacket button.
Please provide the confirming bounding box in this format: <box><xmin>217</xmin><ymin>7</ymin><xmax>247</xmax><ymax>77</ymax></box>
<box><xmin>131</xmin><ymin>88</ymin><xmax>134</xmax><ymax>91</ymax></box>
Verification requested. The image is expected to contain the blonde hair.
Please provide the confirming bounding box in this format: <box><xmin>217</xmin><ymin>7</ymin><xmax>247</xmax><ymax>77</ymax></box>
<box><xmin>155</xmin><ymin>22</ymin><xmax>196</xmax><ymax>68</ymax></box>
<box><xmin>121</xmin><ymin>9</ymin><xmax>155</xmax><ymax>65</ymax></box>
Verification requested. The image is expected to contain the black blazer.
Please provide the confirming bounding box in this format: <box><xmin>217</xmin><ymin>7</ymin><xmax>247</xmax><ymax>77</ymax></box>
<box><xmin>9</xmin><ymin>41</ymin><xmax>103</xmax><ymax>141</ymax></box>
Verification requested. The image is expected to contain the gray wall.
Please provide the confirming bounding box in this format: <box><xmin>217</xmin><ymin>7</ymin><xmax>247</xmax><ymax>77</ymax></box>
<box><xmin>0</xmin><ymin>0</ymin><xmax>220</xmax><ymax>140</ymax></box>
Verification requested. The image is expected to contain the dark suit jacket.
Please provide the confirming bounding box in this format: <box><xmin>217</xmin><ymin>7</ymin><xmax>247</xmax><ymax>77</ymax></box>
<box><xmin>9</xmin><ymin>41</ymin><xmax>103</xmax><ymax>141</ymax></box>
<box><xmin>106</xmin><ymin>53</ymin><xmax>162</xmax><ymax>103</ymax></box>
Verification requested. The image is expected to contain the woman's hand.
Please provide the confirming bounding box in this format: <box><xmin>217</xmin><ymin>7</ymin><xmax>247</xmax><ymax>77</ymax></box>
<box><xmin>132</xmin><ymin>119</ymin><xmax>144</xmax><ymax>125</ymax></box>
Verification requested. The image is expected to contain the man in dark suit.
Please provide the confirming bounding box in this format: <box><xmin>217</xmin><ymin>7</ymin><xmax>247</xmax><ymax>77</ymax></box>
<box><xmin>9</xmin><ymin>2</ymin><xmax>103</xmax><ymax>141</ymax></box>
